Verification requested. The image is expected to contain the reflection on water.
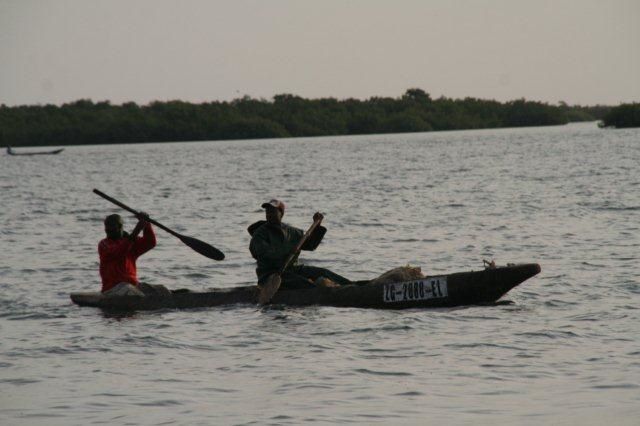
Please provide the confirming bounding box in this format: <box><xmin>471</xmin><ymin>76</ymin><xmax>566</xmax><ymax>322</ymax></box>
<box><xmin>1</xmin><ymin>123</ymin><xmax>639</xmax><ymax>424</ymax></box>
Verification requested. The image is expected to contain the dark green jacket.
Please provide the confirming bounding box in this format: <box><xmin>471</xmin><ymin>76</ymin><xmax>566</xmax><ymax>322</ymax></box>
<box><xmin>248</xmin><ymin>220</ymin><xmax>326</xmax><ymax>282</ymax></box>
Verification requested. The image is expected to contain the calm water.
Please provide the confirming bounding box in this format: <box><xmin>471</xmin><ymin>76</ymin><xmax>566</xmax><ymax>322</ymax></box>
<box><xmin>1</xmin><ymin>122</ymin><xmax>639</xmax><ymax>425</ymax></box>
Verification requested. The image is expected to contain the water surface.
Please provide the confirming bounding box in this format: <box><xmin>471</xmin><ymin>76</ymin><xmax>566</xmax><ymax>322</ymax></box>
<box><xmin>1</xmin><ymin>122</ymin><xmax>639</xmax><ymax>424</ymax></box>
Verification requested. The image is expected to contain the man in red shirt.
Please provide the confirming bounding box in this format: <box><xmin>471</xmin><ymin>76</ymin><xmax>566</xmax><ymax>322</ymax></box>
<box><xmin>99</xmin><ymin>212</ymin><xmax>156</xmax><ymax>295</ymax></box>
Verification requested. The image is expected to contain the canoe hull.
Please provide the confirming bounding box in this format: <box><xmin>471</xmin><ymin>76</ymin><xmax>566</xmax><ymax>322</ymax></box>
<box><xmin>70</xmin><ymin>263</ymin><xmax>541</xmax><ymax>311</ymax></box>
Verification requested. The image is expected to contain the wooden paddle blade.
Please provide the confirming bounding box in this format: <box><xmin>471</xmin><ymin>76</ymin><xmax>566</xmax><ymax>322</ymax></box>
<box><xmin>178</xmin><ymin>234</ymin><xmax>225</xmax><ymax>260</ymax></box>
<box><xmin>258</xmin><ymin>274</ymin><xmax>281</xmax><ymax>305</ymax></box>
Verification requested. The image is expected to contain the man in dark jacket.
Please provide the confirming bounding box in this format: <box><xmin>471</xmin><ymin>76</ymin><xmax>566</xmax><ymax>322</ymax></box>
<box><xmin>249</xmin><ymin>199</ymin><xmax>350</xmax><ymax>289</ymax></box>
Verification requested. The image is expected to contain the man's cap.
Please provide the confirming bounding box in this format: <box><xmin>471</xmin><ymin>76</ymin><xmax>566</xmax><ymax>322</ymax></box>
<box><xmin>261</xmin><ymin>199</ymin><xmax>285</xmax><ymax>215</ymax></box>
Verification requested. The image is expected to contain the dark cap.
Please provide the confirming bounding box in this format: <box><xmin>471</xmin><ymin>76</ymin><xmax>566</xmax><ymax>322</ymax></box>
<box><xmin>261</xmin><ymin>199</ymin><xmax>285</xmax><ymax>215</ymax></box>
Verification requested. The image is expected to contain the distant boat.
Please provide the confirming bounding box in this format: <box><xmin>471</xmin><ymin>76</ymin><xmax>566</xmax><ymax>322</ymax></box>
<box><xmin>6</xmin><ymin>146</ymin><xmax>65</xmax><ymax>156</ymax></box>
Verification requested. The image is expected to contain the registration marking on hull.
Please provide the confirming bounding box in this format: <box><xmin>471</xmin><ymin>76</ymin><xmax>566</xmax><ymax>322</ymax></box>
<box><xmin>383</xmin><ymin>277</ymin><xmax>448</xmax><ymax>303</ymax></box>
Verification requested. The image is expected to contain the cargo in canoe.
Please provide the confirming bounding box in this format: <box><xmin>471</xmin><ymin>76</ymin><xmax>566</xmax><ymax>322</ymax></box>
<box><xmin>70</xmin><ymin>263</ymin><xmax>541</xmax><ymax>311</ymax></box>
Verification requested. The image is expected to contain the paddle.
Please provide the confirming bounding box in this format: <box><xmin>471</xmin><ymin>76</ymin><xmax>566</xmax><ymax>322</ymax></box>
<box><xmin>93</xmin><ymin>188</ymin><xmax>225</xmax><ymax>261</ymax></box>
<box><xmin>258</xmin><ymin>214</ymin><xmax>323</xmax><ymax>304</ymax></box>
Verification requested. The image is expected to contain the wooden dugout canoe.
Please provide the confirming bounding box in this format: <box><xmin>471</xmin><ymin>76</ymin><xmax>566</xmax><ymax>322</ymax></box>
<box><xmin>70</xmin><ymin>263</ymin><xmax>541</xmax><ymax>311</ymax></box>
<box><xmin>7</xmin><ymin>147</ymin><xmax>64</xmax><ymax>156</ymax></box>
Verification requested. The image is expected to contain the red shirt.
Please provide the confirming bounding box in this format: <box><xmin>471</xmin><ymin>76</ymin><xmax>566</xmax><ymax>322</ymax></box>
<box><xmin>98</xmin><ymin>223</ymin><xmax>156</xmax><ymax>292</ymax></box>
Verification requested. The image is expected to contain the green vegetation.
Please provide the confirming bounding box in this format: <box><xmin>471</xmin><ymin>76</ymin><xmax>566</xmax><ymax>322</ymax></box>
<box><xmin>558</xmin><ymin>102</ymin><xmax>610</xmax><ymax>123</ymax></box>
<box><xmin>0</xmin><ymin>89</ymin><xmax>610</xmax><ymax>147</ymax></box>
<box><xmin>601</xmin><ymin>103</ymin><xmax>640</xmax><ymax>128</ymax></box>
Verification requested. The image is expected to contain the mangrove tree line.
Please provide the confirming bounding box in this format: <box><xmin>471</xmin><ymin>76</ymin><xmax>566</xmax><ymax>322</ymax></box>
<box><xmin>601</xmin><ymin>103</ymin><xmax>640</xmax><ymax>128</ymax></box>
<box><xmin>0</xmin><ymin>89</ymin><xmax>609</xmax><ymax>147</ymax></box>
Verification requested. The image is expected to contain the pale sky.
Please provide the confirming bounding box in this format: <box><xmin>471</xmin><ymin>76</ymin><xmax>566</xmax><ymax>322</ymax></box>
<box><xmin>1</xmin><ymin>0</ymin><xmax>638</xmax><ymax>106</ymax></box>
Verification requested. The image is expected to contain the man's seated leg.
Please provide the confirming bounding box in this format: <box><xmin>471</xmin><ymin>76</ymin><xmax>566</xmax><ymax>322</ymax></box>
<box><xmin>103</xmin><ymin>282</ymin><xmax>145</xmax><ymax>297</ymax></box>
<box><xmin>279</xmin><ymin>270</ymin><xmax>315</xmax><ymax>290</ymax></box>
<box><xmin>296</xmin><ymin>265</ymin><xmax>351</xmax><ymax>286</ymax></box>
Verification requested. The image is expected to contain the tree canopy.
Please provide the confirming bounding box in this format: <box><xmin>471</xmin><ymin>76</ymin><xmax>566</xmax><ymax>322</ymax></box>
<box><xmin>602</xmin><ymin>103</ymin><xmax>640</xmax><ymax>128</ymax></box>
<box><xmin>0</xmin><ymin>89</ymin><xmax>609</xmax><ymax>147</ymax></box>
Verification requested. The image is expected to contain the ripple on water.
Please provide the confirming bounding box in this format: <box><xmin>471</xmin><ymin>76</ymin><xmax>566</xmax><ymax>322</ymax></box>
<box><xmin>0</xmin><ymin>378</ymin><xmax>41</xmax><ymax>385</ymax></box>
<box><xmin>591</xmin><ymin>383</ymin><xmax>640</xmax><ymax>390</ymax></box>
<box><xmin>515</xmin><ymin>330</ymin><xmax>581</xmax><ymax>339</ymax></box>
<box><xmin>3</xmin><ymin>312</ymin><xmax>68</xmax><ymax>321</ymax></box>
<box><xmin>443</xmin><ymin>342</ymin><xmax>528</xmax><ymax>351</ymax></box>
<box><xmin>353</xmin><ymin>368</ymin><xmax>413</xmax><ymax>377</ymax></box>
<box><xmin>394</xmin><ymin>391</ymin><xmax>424</xmax><ymax>396</ymax></box>
<box><xmin>136</xmin><ymin>399</ymin><xmax>183</xmax><ymax>407</ymax></box>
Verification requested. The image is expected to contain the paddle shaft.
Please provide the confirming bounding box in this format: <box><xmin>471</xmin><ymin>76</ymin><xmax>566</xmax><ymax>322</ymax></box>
<box><xmin>93</xmin><ymin>189</ymin><xmax>179</xmax><ymax>237</ymax></box>
<box><xmin>279</xmin><ymin>216</ymin><xmax>323</xmax><ymax>274</ymax></box>
<box><xmin>94</xmin><ymin>188</ymin><xmax>225</xmax><ymax>260</ymax></box>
